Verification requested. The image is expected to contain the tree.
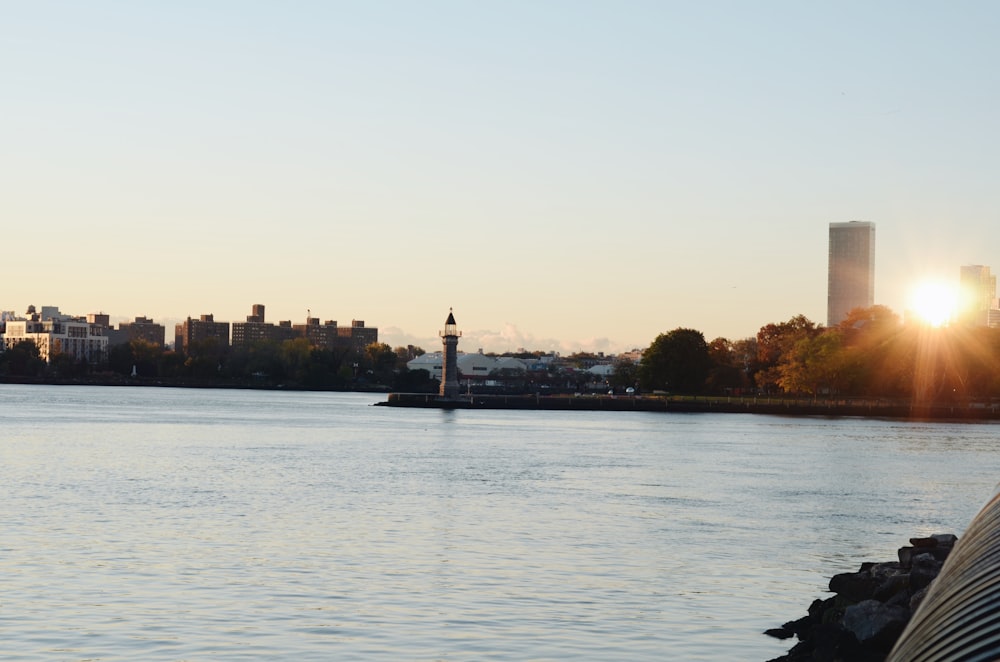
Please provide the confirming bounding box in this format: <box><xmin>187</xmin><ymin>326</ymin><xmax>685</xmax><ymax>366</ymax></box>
<box><xmin>50</xmin><ymin>351</ymin><xmax>87</xmax><ymax>378</ymax></box>
<box><xmin>704</xmin><ymin>337</ymin><xmax>749</xmax><ymax>394</ymax></box>
<box><xmin>638</xmin><ymin>328</ymin><xmax>711</xmax><ymax>394</ymax></box>
<box><xmin>731</xmin><ymin>337</ymin><xmax>760</xmax><ymax>389</ymax></box>
<box><xmin>107</xmin><ymin>342</ymin><xmax>135</xmax><ymax>376</ymax></box>
<box><xmin>244</xmin><ymin>340</ymin><xmax>286</xmax><ymax>382</ymax></box>
<box><xmin>834</xmin><ymin>306</ymin><xmax>903</xmax><ymax>395</ymax></box>
<box><xmin>777</xmin><ymin>331</ymin><xmax>845</xmax><ymax>395</ymax></box>
<box><xmin>755</xmin><ymin>315</ymin><xmax>820</xmax><ymax>393</ymax></box>
<box><xmin>393</xmin><ymin>367</ymin><xmax>438</xmax><ymax>393</ymax></box>
<box><xmin>836</xmin><ymin>305</ymin><xmax>900</xmax><ymax>344</ymax></box>
<box><xmin>610</xmin><ymin>359</ymin><xmax>639</xmax><ymax>390</ymax></box>
<box><xmin>279</xmin><ymin>338</ymin><xmax>313</xmax><ymax>384</ymax></box>
<box><xmin>0</xmin><ymin>340</ymin><xmax>44</xmax><ymax>377</ymax></box>
<box><xmin>363</xmin><ymin>342</ymin><xmax>397</xmax><ymax>386</ymax></box>
<box><xmin>394</xmin><ymin>345</ymin><xmax>424</xmax><ymax>364</ymax></box>
<box><xmin>131</xmin><ymin>340</ymin><xmax>162</xmax><ymax>378</ymax></box>
<box><xmin>184</xmin><ymin>336</ymin><xmax>226</xmax><ymax>378</ymax></box>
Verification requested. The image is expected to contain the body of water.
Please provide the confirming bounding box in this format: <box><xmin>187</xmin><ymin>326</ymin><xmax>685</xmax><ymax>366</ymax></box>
<box><xmin>3</xmin><ymin>385</ymin><xmax>999</xmax><ymax>660</ymax></box>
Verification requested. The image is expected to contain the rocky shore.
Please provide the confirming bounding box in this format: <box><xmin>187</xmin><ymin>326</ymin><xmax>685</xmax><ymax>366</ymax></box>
<box><xmin>765</xmin><ymin>533</ymin><xmax>956</xmax><ymax>661</ymax></box>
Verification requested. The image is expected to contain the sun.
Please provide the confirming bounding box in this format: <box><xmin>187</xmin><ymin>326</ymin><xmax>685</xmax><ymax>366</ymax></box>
<box><xmin>908</xmin><ymin>280</ymin><xmax>957</xmax><ymax>327</ymax></box>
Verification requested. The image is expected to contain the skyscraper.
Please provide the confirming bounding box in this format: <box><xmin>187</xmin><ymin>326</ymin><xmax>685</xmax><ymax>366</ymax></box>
<box><xmin>827</xmin><ymin>221</ymin><xmax>875</xmax><ymax>327</ymax></box>
<box><xmin>959</xmin><ymin>265</ymin><xmax>998</xmax><ymax>326</ymax></box>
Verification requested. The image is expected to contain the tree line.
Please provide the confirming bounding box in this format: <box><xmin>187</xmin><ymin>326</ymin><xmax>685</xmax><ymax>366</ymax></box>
<box><xmin>0</xmin><ymin>337</ymin><xmax>435</xmax><ymax>392</ymax></box>
<box><xmin>634</xmin><ymin>306</ymin><xmax>1000</xmax><ymax>401</ymax></box>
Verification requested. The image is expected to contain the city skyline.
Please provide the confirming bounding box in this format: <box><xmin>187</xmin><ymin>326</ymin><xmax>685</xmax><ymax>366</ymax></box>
<box><xmin>5</xmin><ymin>3</ymin><xmax>1000</xmax><ymax>353</ymax></box>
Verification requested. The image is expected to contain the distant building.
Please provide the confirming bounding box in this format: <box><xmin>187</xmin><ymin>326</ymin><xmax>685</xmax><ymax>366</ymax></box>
<box><xmin>40</xmin><ymin>305</ymin><xmax>66</xmax><ymax>321</ymax></box>
<box><xmin>828</xmin><ymin>221</ymin><xmax>876</xmax><ymax>326</ymax></box>
<box><xmin>231</xmin><ymin>305</ymin><xmax>378</xmax><ymax>352</ymax></box>
<box><xmin>87</xmin><ymin>313</ymin><xmax>110</xmax><ymax>328</ymax></box>
<box><xmin>175</xmin><ymin>314</ymin><xmax>230</xmax><ymax>354</ymax></box>
<box><xmin>407</xmin><ymin>352</ymin><xmax>527</xmax><ymax>380</ymax></box>
<box><xmin>959</xmin><ymin>265</ymin><xmax>998</xmax><ymax>327</ymax></box>
<box><xmin>457</xmin><ymin>351</ymin><xmax>495</xmax><ymax>379</ymax></box>
<box><xmin>118</xmin><ymin>316</ymin><xmax>167</xmax><ymax>348</ymax></box>
<box><xmin>408</xmin><ymin>351</ymin><xmax>444</xmax><ymax>380</ymax></box>
<box><xmin>84</xmin><ymin>312</ymin><xmax>126</xmax><ymax>346</ymax></box>
<box><xmin>338</xmin><ymin>320</ymin><xmax>378</xmax><ymax>352</ymax></box>
<box><xmin>617</xmin><ymin>349</ymin><xmax>644</xmax><ymax>364</ymax></box>
<box><xmin>0</xmin><ymin>311</ymin><xmax>15</xmax><ymax>338</ymax></box>
<box><xmin>2</xmin><ymin>305</ymin><xmax>108</xmax><ymax>362</ymax></box>
<box><xmin>232</xmin><ymin>304</ymin><xmax>281</xmax><ymax>348</ymax></box>
<box><xmin>293</xmin><ymin>317</ymin><xmax>341</xmax><ymax>350</ymax></box>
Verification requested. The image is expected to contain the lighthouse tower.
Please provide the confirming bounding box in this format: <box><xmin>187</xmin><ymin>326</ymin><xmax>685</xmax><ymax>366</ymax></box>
<box><xmin>439</xmin><ymin>308</ymin><xmax>461</xmax><ymax>399</ymax></box>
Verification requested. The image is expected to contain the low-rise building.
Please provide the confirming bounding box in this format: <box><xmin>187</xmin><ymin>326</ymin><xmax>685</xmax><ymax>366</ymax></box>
<box><xmin>407</xmin><ymin>351</ymin><xmax>444</xmax><ymax>379</ymax></box>
<box><xmin>406</xmin><ymin>351</ymin><xmax>528</xmax><ymax>387</ymax></box>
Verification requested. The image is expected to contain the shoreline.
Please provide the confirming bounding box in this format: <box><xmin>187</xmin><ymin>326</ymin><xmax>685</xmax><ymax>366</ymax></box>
<box><xmin>4</xmin><ymin>378</ymin><xmax>1000</xmax><ymax>421</ymax></box>
<box><xmin>0</xmin><ymin>375</ymin><xmax>391</xmax><ymax>393</ymax></box>
<box><xmin>380</xmin><ymin>392</ymin><xmax>1000</xmax><ymax>420</ymax></box>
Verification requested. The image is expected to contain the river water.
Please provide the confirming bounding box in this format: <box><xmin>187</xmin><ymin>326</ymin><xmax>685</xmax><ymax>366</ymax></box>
<box><xmin>2</xmin><ymin>384</ymin><xmax>999</xmax><ymax>660</ymax></box>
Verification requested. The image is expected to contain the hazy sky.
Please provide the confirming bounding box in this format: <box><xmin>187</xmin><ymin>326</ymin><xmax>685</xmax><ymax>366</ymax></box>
<box><xmin>4</xmin><ymin>2</ymin><xmax>1000</xmax><ymax>353</ymax></box>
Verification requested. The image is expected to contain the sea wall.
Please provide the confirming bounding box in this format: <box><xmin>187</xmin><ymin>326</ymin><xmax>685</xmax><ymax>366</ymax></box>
<box><xmin>765</xmin><ymin>534</ymin><xmax>956</xmax><ymax>661</ymax></box>
<box><xmin>381</xmin><ymin>393</ymin><xmax>1000</xmax><ymax>420</ymax></box>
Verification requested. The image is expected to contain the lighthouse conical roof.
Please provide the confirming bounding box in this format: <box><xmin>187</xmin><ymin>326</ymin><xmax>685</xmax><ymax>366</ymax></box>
<box><xmin>445</xmin><ymin>310</ymin><xmax>456</xmax><ymax>325</ymax></box>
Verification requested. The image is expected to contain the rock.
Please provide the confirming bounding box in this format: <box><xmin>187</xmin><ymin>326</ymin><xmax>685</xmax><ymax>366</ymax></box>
<box><xmin>909</xmin><ymin>552</ymin><xmax>944</xmax><ymax>591</ymax></box>
<box><xmin>806</xmin><ymin>623</ymin><xmax>867</xmax><ymax>661</ymax></box>
<box><xmin>782</xmin><ymin>613</ymin><xmax>814</xmax><ymax>636</ymax></box>
<box><xmin>928</xmin><ymin>545</ymin><xmax>953</xmax><ymax>562</ymax></box>
<box><xmin>766</xmin><ymin>624</ymin><xmax>865</xmax><ymax>662</ymax></box>
<box><xmin>842</xmin><ymin>599</ymin><xmax>910</xmax><ymax>652</ymax></box>
<box><xmin>900</xmin><ymin>536</ymin><xmax>955</xmax><ymax>568</ymax></box>
<box><xmin>807</xmin><ymin>597</ymin><xmax>834</xmax><ymax>622</ymax></box>
<box><xmin>767</xmin><ymin>532</ymin><xmax>958</xmax><ymax>661</ymax></box>
<box><xmin>873</xmin><ymin>571</ymin><xmax>910</xmax><ymax>602</ymax></box>
<box><xmin>931</xmin><ymin>533</ymin><xmax>958</xmax><ymax>547</ymax></box>
<box><xmin>829</xmin><ymin>570</ymin><xmax>877</xmax><ymax>602</ymax></box>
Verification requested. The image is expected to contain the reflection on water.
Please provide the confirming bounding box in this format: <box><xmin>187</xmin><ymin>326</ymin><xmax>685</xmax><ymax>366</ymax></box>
<box><xmin>2</xmin><ymin>385</ymin><xmax>999</xmax><ymax>660</ymax></box>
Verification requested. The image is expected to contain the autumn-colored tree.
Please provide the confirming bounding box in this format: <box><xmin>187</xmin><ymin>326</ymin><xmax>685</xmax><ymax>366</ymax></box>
<box><xmin>959</xmin><ymin>327</ymin><xmax>1000</xmax><ymax>396</ymax></box>
<box><xmin>731</xmin><ymin>337</ymin><xmax>760</xmax><ymax>388</ymax></box>
<box><xmin>832</xmin><ymin>306</ymin><xmax>903</xmax><ymax>394</ymax></box>
<box><xmin>778</xmin><ymin>331</ymin><xmax>845</xmax><ymax>395</ymax></box>
<box><xmin>754</xmin><ymin>315</ymin><xmax>820</xmax><ymax>393</ymax></box>
<box><xmin>394</xmin><ymin>345</ymin><xmax>424</xmax><ymax>364</ymax></box>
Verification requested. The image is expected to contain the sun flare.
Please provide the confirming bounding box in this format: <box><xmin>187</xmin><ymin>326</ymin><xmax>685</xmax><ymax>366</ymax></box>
<box><xmin>909</xmin><ymin>280</ymin><xmax>957</xmax><ymax>327</ymax></box>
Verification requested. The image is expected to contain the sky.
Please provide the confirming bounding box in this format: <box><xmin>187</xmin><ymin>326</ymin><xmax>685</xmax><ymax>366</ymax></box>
<box><xmin>4</xmin><ymin>2</ymin><xmax>1000</xmax><ymax>354</ymax></box>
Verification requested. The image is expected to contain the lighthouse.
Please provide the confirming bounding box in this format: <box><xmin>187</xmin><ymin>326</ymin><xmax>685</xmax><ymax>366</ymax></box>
<box><xmin>439</xmin><ymin>308</ymin><xmax>461</xmax><ymax>399</ymax></box>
